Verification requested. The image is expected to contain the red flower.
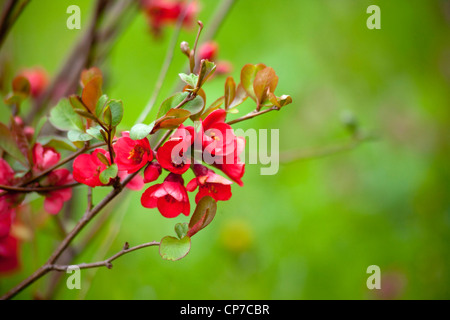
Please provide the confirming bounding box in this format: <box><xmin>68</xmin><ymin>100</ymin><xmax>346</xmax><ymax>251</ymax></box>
<box><xmin>156</xmin><ymin>138</ymin><xmax>191</xmax><ymax>174</ymax></box>
<box><xmin>202</xmin><ymin>109</ymin><xmax>237</xmax><ymax>156</ymax></box>
<box><xmin>73</xmin><ymin>149</ymin><xmax>111</xmax><ymax>188</ymax></box>
<box><xmin>142</xmin><ymin>0</ymin><xmax>197</xmax><ymax>36</ymax></box>
<box><xmin>0</xmin><ymin>159</ymin><xmax>17</xmax><ymax>234</ymax></box>
<box><xmin>19</xmin><ymin>67</ymin><xmax>48</xmax><ymax>97</ymax></box>
<box><xmin>186</xmin><ymin>164</ymin><xmax>232</xmax><ymax>203</ymax></box>
<box><xmin>32</xmin><ymin>143</ymin><xmax>60</xmax><ymax>173</ymax></box>
<box><xmin>114</xmin><ymin>134</ymin><xmax>153</xmax><ymax>173</ymax></box>
<box><xmin>39</xmin><ymin>169</ymin><xmax>74</xmax><ymax>215</ymax></box>
<box><xmin>118</xmin><ymin>171</ymin><xmax>145</xmax><ymax>191</ymax></box>
<box><xmin>198</xmin><ymin>41</ymin><xmax>218</xmax><ymax>62</ymax></box>
<box><xmin>212</xmin><ymin>136</ymin><xmax>246</xmax><ymax>187</ymax></box>
<box><xmin>143</xmin><ymin>161</ymin><xmax>162</xmax><ymax>183</ymax></box>
<box><xmin>141</xmin><ymin>173</ymin><xmax>190</xmax><ymax>218</ymax></box>
<box><xmin>0</xmin><ymin>234</ymin><xmax>19</xmax><ymax>273</ymax></box>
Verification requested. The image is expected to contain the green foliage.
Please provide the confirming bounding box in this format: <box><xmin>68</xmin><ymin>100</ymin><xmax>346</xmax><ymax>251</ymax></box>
<box><xmin>159</xmin><ymin>236</ymin><xmax>191</xmax><ymax>261</ymax></box>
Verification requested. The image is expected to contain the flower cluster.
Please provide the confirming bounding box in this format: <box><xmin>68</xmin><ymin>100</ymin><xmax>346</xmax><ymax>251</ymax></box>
<box><xmin>73</xmin><ymin>109</ymin><xmax>245</xmax><ymax>219</ymax></box>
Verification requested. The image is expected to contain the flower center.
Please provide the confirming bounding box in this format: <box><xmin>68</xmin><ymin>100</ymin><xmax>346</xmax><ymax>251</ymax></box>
<box><xmin>128</xmin><ymin>145</ymin><xmax>145</xmax><ymax>162</ymax></box>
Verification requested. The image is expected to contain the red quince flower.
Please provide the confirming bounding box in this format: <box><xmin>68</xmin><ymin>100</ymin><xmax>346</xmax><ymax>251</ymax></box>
<box><xmin>141</xmin><ymin>173</ymin><xmax>190</xmax><ymax>218</ymax></box>
<box><xmin>118</xmin><ymin>171</ymin><xmax>145</xmax><ymax>191</ymax></box>
<box><xmin>32</xmin><ymin>143</ymin><xmax>60</xmax><ymax>173</ymax></box>
<box><xmin>39</xmin><ymin>169</ymin><xmax>74</xmax><ymax>215</ymax></box>
<box><xmin>73</xmin><ymin>149</ymin><xmax>111</xmax><ymax>188</ymax></box>
<box><xmin>0</xmin><ymin>234</ymin><xmax>19</xmax><ymax>273</ymax></box>
<box><xmin>212</xmin><ymin>136</ymin><xmax>246</xmax><ymax>187</ymax></box>
<box><xmin>113</xmin><ymin>133</ymin><xmax>153</xmax><ymax>174</ymax></box>
<box><xmin>198</xmin><ymin>41</ymin><xmax>218</xmax><ymax>62</ymax></box>
<box><xmin>202</xmin><ymin>109</ymin><xmax>236</xmax><ymax>156</ymax></box>
<box><xmin>186</xmin><ymin>164</ymin><xmax>232</xmax><ymax>203</ymax></box>
<box><xmin>141</xmin><ymin>0</ymin><xmax>198</xmax><ymax>36</ymax></box>
<box><xmin>0</xmin><ymin>159</ymin><xmax>18</xmax><ymax>235</ymax></box>
<box><xmin>19</xmin><ymin>67</ymin><xmax>48</xmax><ymax>97</ymax></box>
<box><xmin>143</xmin><ymin>161</ymin><xmax>162</xmax><ymax>183</ymax></box>
<box><xmin>156</xmin><ymin>137</ymin><xmax>191</xmax><ymax>174</ymax></box>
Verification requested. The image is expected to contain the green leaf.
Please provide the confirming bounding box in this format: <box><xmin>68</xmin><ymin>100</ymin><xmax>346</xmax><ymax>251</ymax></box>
<box><xmin>157</xmin><ymin>92</ymin><xmax>189</xmax><ymax>118</ymax></box>
<box><xmin>188</xmin><ymin>196</ymin><xmax>217</xmax><ymax>237</ymax></box>
<box><xmin>228</xmin><ymin>83</ymin><xmax>248</xmax><ymax>110</ymax></box>
<box><xmin>197</xmin><ymin>59</ymin><xmax>216</xmax><ymax>88</ymax></box>
<box><xmin>179</xmin><ymin>73</ymin><xmax>199</xmax><ymax>87</ymax></box>
<box><xmin>130</xmin><ymin>123</ymin><xmax>154</xmax><ymax>140</ymax></box>
<box><xmin>37</xmin><ymin>136</ymin><xmax>76</xmax><ymax>151</ymax></box>
<box><xmin>86</xmin><ymin>126</ymin><xmax>104</xmax><ymax>141</ymax></box>
<box><xmin>31</xmin><ymin>116</ymin><xmax>48</xmax><ymax>145</ymax></box>
<box><xmin>49</xmin><ymin>98</ymin><xmax>84</xmax><ymax>131</ymax></box>
<box><xmin>99</xmin><ymin>163</ymin><xmax>117</xmax><ymax>184</ymax></box>
<box><xmin>96</xmin><ymin>152</ymin><xmax>110</xmax><ymax>166</ymax></box>
<box><xmin>103</xmin><ymin>105</ymin><xmax>112</xmax><ymax>126</ymax></box>
<box><xmin>240</xmin><ymin>63</ymin><xmax>266</xmax><ymax>101</ymax></box>
<box><xmin>184</xmin><ymin>95</ymin><xmax>205</xmax><ymax>118</ymax></box>
<box><xmin>95</xmin><ymin>94</ymin><xmax>108</xmax><ymax>117</ymax></box>
<box><xmin>175</xmin><ymin>223</ymin><xmax>189</xmax><ymax>240</ymax></box>
<box><xmin>108</xmin><ymin>100</ymin><xmax>123</xmax><ymax>127</ymax></box>
<box><xmin>159</xmin><ymin>236</ymin><xmax>191</xmax><ymax>261</ymax></box>
<box><xmin>0</xmin><ymin>122</ymin><xmax>28</xmax><ymax>165</ymax></box>
<box><xmin>67</xmin><ymin>130</ymin><xmax>94</xmax><ymax>142</ymax></box>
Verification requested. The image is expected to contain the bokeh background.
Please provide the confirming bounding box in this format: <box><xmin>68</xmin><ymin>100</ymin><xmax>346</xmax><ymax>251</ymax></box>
<box><xmin>1</xmin><ymin>0</ymin><xmax>449</xmax><ymax>299</ymax></box>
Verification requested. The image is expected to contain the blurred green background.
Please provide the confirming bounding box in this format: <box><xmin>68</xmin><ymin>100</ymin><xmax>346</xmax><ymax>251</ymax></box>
<box><xmin>1</xmin><ymin>0</ymin><xmax>449</xmax><ymax>299</ymax></box>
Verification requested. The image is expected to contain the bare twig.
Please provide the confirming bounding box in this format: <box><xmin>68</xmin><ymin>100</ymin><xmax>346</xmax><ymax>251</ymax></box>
<box><xmin>50</xmin><ymin>241</ymin><xmax>160</xmax><ymax>271</ymax></box>
<box><xmin>227</xmin><ymin>106</ymin><xmax>280</xmax><ymax>125</ymax></box>
<box><xmin>0</xmin><ymin>0</ymin><xmax>30</xmax><ymax>49</ymax></box>
<box><xmin>0</xmin><ymin>182</ymin><xmax>80</xmax><ymax>193</ymax></box>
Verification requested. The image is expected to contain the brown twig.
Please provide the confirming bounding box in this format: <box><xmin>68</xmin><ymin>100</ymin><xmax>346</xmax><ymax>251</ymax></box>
<box><xmin>0</xmin><ymin>0</ymin><xmax>30</xmax><ymax>49</ymax></box>
<box><xmin>0</xmin><ymin>182</ymin><xmax>80</xmax><ymax>193</ymax></box>
<box><xmin>227</xmin><ymin>106</ymin><xmax>280</xmax><ymax>125</ymax></box>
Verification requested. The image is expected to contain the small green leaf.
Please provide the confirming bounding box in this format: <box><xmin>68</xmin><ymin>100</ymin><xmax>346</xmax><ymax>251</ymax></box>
<box><xmin>184</xmin><ymin>95</ymin><xmax>204</xmax><ymax>117</ymax></box>
<box><xmin>95</xmin><ymin>94</ymin><xmax>108</xmax><ymax>117</ymax></box>
<box><xmin>159</xmin><ymin>236</ymin><xmax>191</xmax><ymax>261</ymax></box>
<box><xmin>0</xmin><ymin>122</ymin><xmax>28</xmax><ymax>165</ymax></box>
<box><xmin>130</xmin><ymin>123</ymin><xmax>154</xmax><ymax>140</ymax></box>
<box><xmin>96</xmin><ymin>152</ymin><xmax>110</xmax><ymax>166</ymax></box>
<box><xmin>99</xmin><ymin>163</ymin><xmax>117</xmax><ymax>184</ymax></box>
<box><xmin>108</xmin><ymin>100</ymin><xmax>123</xmax><ymax>127</ymax></box>
<box><xmin>197</xmin><ymin>59</ymin><xmax>216</xmax><ymax>88</ymax></box>
<box><xmin>175</xmin><ymin>223</ymin><xmax>189</xmax><ymax>240</ymax></box>
<box><xmin>157</xmin><ymin>92</ymin><xmax>189</xmax><ymax>118</ymax></box>
<box><xmin>49</xmin><ymin>98</ymin><xmax>84</xmax><ymax>131</ymax></box>
<box><xmin>103</xmin><ymin>105</ymin><xmax>112</xmax><ymax>126</ymax></box>
<box><xmin>188</xmin><ymin>196</ymin><xmax>217</xmax><ymax>237</ymax></box>
<box><xmin>67</xmin><ymin>130</ymin><xmax>94</xmax><ymax>142</ymax></box>
<box><xmin>179</xmin><ymin>73</ymin><xmax>199</xmax><ymax>87</ymax></box>
<box><xmin>228</xmin><ymin>83</ymin><xmax>248</xmax><ymax>110</ymax></box>
<box><xmin>37</xmin><ymin>136</ymin><xmax>76</xmax><ymax>151</ymax></box>
<box><xmin>86</xmin><ymin>126</ymin><xmax>104</xmax><ymax>141</ymax></box>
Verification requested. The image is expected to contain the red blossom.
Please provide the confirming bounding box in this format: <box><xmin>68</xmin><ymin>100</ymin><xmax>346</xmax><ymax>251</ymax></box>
<box><xmin>156</xmin><ymin>138</ymin><xmax>191</xmax><ymax>174</ymax></box>
<box><xmin>212</xmin><ymin>136</ymin><xmax>246</xmax><ymax>187</ymax></box>
<box><xmin>0</xmin><ymin>159</ymin><xmax>18</xmax><ymax>234</ymax></box>
<box><xmin>114</xmin><ymin>134</ymin><xmax>153</xmax><ymax>174</ymax></box>
<box><xmin>198</xmin><ymin>41</ymin><xmax>218</xmax><ymax>62</ymax></box>
<box><xmin>32</xmin><ymin>143</ymin><xmax>60</xmax><ymax>173</ymax></box>
<box><xmin>141</xmin><ymin>173</ymin><xmax>190</xmax><ymax>218</ymax></box>
<box><xmin>141</xmin><ymin>0</ymin><xmax>198</xmax><ymax>36</ymax></box>
<box><xmin>19</xmin><ymin>67</ymin><xmax>48</xmax><ymax>98</ymax></box>
<box><xmin>73</xmin><ymin>149</ymin><xmax>110</xmax><ymax>188</ymax></box>
<box><xmin>186</xmin><ymin>164</ymin><xmax>232</xmax><ymax>203</ymax></box>
<box><xmin>118</xmin><ymin>171</ymin><xmax>145</xmax><ymax>191</ymax></box>
<box><xmin>143</xmin><ymin>161</ymin><xmax>162</xmax><ymax>183</ymax></box>
<box><xmin>39</xmin><ymin>169</ymin><xmax>74</xmax><ymax>215</ymax></box>
<box><xmin>202</xmin><ymin>109</ymin><xmax>237</xmax><ymax>156</ymax></box>
<box><xmin>0</xmin><ymin>234</ymin><xmax>20</xmax><ymax>273</ymax></box>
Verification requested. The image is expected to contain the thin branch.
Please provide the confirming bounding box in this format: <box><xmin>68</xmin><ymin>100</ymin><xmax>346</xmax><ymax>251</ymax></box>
<box><xmin>50</xmin><ymin>241</ymin><xmax>160</xmax><ymax>271</ymax></box>
<box><xmin>135</xmin><ymin>0</ymin><xmax>195</xmax><ymax>124</ymax></box>
<box><xmin>0</xmin><ymin>0</ymin><xmax>30</xmax><ymax>49</ymax></box>
<box><xmin>227</xmin><ymin>106</ymin><xmax>280</xmax><ymax>125</ymax></box>
<box><xmin>0</xmin><ymin>182</ymin><xmax>80</xmax><ymax>193</ymax></box>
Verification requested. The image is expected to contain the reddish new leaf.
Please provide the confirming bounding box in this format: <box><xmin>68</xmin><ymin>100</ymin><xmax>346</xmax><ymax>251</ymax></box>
<box><xmin>240</xmin><ymin>63</ymin><xmax>266</xmax><ymax>101</ymax></box>
<box><xmin>253</xmin><ymin>67</ymin><xmax>278</xmax><ymax>108</ymax></box>
<box><xmin>187</xmin><ymin>196</ymin><xmax>217</xmax><ymax>237</ymax></box>
<box><xmin>224</xmin><ymin>76</ymin><xmax>236</xmax><ymax>110</ymax></box>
